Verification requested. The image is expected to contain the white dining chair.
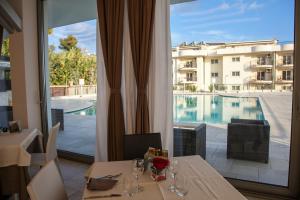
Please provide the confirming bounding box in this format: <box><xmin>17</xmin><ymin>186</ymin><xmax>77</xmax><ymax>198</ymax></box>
<box><xmin>31</xmin><ymin>123</ymin><xmax>60</xmax><ymax>167</ymax></box>
<box><xmin>27</xmin><ymin>160</ymin><xmax>68</xmax><ymax>200</ymax></box>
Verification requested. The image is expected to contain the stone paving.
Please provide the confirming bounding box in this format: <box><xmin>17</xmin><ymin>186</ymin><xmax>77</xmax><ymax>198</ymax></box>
<box><xmin>206</xmin><ymin>92</ymin><xmax>291</xmax><ymax>186</ymax></box>
<box><xmin>53</xmin><ymin>92</ymin><xmax>292</xmax><ymax>186</ymax></box>
<box><xmin>52</xmin><ymin>96</ymin><xmax>96</xmax><ymax>156</ymax></box>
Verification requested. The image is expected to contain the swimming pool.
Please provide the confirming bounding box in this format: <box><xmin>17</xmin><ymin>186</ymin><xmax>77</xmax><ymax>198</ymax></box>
<box><xmin>68</xmin><ymin>94</ymin><xmax>265</xmax><ymax>124</ymax></box>
<box><xmin>174</xmin><ymin>95</ymin><xmax>264</xmax><ymax>124</ymax></box>
<box><xmin>67</xmin><ymin>104</ymin><xmax>96</xmax><ymax>116</ymax></box>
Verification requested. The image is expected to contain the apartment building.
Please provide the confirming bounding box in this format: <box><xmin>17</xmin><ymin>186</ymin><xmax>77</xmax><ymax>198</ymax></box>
<box><xmin>172</xmin><ymin>40</ymin><xmax>294</xmax><ymax>92</ymax></box>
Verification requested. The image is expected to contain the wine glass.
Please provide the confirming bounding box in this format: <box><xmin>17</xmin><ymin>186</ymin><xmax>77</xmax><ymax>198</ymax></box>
<box><xmin>132</xmin><ymin>159</ymin><xmax>144</xmax><ymax>193</ymax></box>
<box><xmin>168</xmin><ymin>158</ymin><xmax>178</xmax><ymax>192</ymax></box>
<box><xmin>122</xmin><ymin>175</ymin><xmax>134</xmax><ymax>198</ymax></box>
<box><xmin>175</xmin><ymin>174</ymin><xmax>190</xmax><ymax>199</ymax></box>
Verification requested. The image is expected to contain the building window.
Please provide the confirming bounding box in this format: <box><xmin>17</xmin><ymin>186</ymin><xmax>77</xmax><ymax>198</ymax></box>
<box><xmin>186</xmin><ymin>72</ymin><xmax>197</xmax><ymax>81</ymax></box>
<box><xmin>283</xmin><ymin>55</ymin><xmax>293</xmax><ymax>65</ymax></box>
<box><xmin>211</xmin><ymin>59</ymin><xmax>219</xmax><ymax>64</ymax></box>
<box><xmin>232</xmin><ymin>71</ymin><xmax>240</xmax><ymax>76</ymax></box>
<box><xmin>211</xmin><ymin>72</ymin><xmax>218</xmax><ymax>77</ymax></box>
<box><xmin>232</xmin><ymin>102</ymin><xmax>240</xmax><ymax>107</ymax></box>
<box><xmin>257</xmin><ymin>54</ymin><xmax>273</xmax><ymax>65</ymax></box>
<box><xmin>232</xmin><ymin>57</ymin><xmax>240</xmax><ymax>62</ymax></box>
<box><xmin>257</xmin><ymin>71</ymin><xmax>266</xmax><ymax>80</ymax></box>
<box><xmin>283</xmin><ymin>70</ymin><xmax>292</xmax><ymax>80</ymax></box>
<box><xmin>232</xmin><ymin>85</ymin><xmax>240</xmax><ymax>91</ymax></box>
<box><xmin>185</xmin><ymin>60</ymin><xmax>193</xmax><ymax>68</ymax></box>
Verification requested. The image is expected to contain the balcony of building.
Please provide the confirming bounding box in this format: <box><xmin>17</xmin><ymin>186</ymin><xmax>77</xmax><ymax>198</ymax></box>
<box><xmin>248</xmin><ymin>76</ymin><xmax>273</xmax><ymax>84</ymax></box>
<box><xmin>177</xmin><ymin>76</ymin><xmax>197</xmax><ymax>84</ymax></box>
<box><xmin>276</xmin><ymin>76</ymin><xmax>293</xmax><ymax>84</ymax></box>
<box><xmin>276</xmin><ymin>59</ymin><xmax>294</xmax><ymax>69</ymax></box>
<box><xmin>177</xmin><ymin>61</ymin><xmax>197</xmax><ymax>71</ymax></box>
<box><xmin>249</xmin><ymin>58</ymin><xmax>274</xmax><ymax>70</ymax></box>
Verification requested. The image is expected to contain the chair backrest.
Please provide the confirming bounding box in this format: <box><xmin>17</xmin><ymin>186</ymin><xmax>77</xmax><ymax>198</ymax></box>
<box><xmin>124</xmin><ymin>133</ymin><xmax>162</xmax><ymax>160</ymax></box>
<box><xmin>27</xmin><ymin>160</ymin><xmax>68</xmax><ymax>200</ymax></box>
<box><xmin>46</xmin><ymin>122</ymin><xmax>60</xmax><ymax>161</ymax></box>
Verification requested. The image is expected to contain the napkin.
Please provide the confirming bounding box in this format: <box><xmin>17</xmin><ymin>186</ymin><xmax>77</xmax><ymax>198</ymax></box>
<box><xmin>87</xmin><ymin>178</ymin><xmax>118</xmax><ymax>191</ymax></box>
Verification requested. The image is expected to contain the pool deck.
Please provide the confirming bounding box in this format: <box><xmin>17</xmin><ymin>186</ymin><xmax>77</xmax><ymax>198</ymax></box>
<box><xmin>53</xmin><ymin>92</ymin><xmax>292</xmax><ymax>186</ymax></box>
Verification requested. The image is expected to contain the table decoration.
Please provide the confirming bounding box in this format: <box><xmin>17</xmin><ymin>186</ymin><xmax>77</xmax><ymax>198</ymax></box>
<box><xmin>144</xmin><ymin>147</ymin><xmax>170</xmax><ymax>181</ymax></box>
<box><xmin>150</xmin><ymin>157</ymin><xmax>169</xmax><ymax>181</ymax></box>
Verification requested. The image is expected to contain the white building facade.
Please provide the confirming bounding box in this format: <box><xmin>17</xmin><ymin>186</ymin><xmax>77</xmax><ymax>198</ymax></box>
<box><xmin>172</xmin><ymin>40</ymin><xmax>294</xmax><ymax>92</ymax></box>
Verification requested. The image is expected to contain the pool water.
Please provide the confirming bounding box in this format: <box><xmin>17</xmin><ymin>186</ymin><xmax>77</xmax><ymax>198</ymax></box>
<box><xmin>174</xmin><ymin>95</ymin><xmax>264</xmax><ymax>124</ymax></box>
<box><xmin>68</xmin><ymin>105</ymin><xmax>96</xmax><ymax>116</ymax></box>
<box><xmin>68</xmin><ymin>95</ymin><xmax>265</xmax><ymax>124</ymax></box>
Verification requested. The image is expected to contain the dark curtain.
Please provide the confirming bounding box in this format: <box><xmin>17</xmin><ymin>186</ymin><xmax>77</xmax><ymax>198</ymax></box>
<box><xmin>127</xmin><ymin>0</ymin><xmax>156</xmax><ymax>133</ymax></box>
<box><xmin>0</xmin><ymin>25</ymin><xmax>3</xmax><ymax>56</ymax></box>
<box><xmin>97</xmin><ymin>0</ymin><xmax>125</xmax><ymax>161</ymax></box>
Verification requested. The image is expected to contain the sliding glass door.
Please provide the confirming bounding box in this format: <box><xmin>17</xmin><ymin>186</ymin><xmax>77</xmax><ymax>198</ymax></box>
<box><xmin>170</xmin><ymin>0</ymin><xmax>300</xmax><ymax>197</ymax></box>
<box><xmin>39</xmin><ymin>0</ymin><xmax>97</xmax><ymax>159</ymax></box>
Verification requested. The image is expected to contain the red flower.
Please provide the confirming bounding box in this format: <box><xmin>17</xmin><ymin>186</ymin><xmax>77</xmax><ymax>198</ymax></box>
<box><xmin>152</xmin><ymin>157</ymin><xmax>169</xmax><ymax>170</ymax></box>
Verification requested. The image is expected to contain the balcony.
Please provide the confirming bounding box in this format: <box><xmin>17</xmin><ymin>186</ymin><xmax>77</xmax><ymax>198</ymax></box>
<box><xmin>177</xmin><ymin>77</ymin><xmax>197</xmax><ymax>84</ymax></box>
<box><xmin>249</xmin><ymin>77</ymin><xmax>272</xmax><ymax>84</ymax></box>
<box><xmin>276</xmin><ymin>76</ymin><xmax>293</xmax><ymax>83</ymax></box>
<box><xmin>178</xmin><ymin>62</ymin><xmax>197</xmax><ymax>71</ymax></box>
<box><xmin>276</xmin><ymin>59</ymin><xmax>293</xmax><ymax>69</ymax></box>
<box><xmin>186</xmin><ymin>77</ymin><xmax>197</xmax><ymax>82</ymax></box>
<box><xmin>249</xmin><ymin>59</ymin><xmax>273</xmax><ymax>70</ymax></box>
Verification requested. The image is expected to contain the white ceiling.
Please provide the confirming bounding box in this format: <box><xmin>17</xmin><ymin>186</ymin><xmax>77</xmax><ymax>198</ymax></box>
<box><xmin>47</xmin><ymin>0</ymin><xmax>195</xmax><ymax>28</ymax></box>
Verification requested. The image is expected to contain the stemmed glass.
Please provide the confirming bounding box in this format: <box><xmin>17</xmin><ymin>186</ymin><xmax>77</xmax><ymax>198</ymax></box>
<box><xmin>132</xmin><ymin>159</ymin><xmax>144</xmax><ymax>193</ymax></box>
<box><xmin>168</xmin><ymin>158</ymin><xmax>178</xmax><ymax>192</ymax></box>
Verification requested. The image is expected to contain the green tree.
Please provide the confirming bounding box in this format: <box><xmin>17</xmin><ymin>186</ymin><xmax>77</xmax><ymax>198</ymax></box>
<box><xmin>59</xmin><ymin>35</ymin><xmax>78</xmax><ymax>51</ymax></box>
<box><xmin>49</xmin><ymin>46</ymin><xmax>96</xmax><ymax>86</ymax></box>
<box><xmin>1</xmin><ymin>38</ymin><xmax>9</xmax><ymax>57</ymax></box>
<box><xmin>48</xmin><ymin>28</ymin><xmax>53</xmax><ymax>35</ymax></box>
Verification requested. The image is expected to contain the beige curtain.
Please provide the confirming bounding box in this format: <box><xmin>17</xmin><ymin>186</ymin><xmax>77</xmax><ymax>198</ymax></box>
<box><xmin>127</xmin><ymin>0</ymin><xmax>156</xmax><ymax>133</ymax></box>
<box><xmin>97</xmin><ymin>0</ymin><xmax>125</xmax><ymax>161</ymax></box>
<box><xmin>148</xmin><ymin>0</ymin><xmax>173</xmax><ymax>156</ymax></box>
<box><xmin>122</xmin><ymin>0</ymin><xmax>136</xmax><ymax>134</ymax></box>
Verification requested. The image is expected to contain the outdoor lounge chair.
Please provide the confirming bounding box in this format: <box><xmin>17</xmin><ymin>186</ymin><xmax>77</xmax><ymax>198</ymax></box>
<box><xmin>173</xmin><ymin>123</ymin><xmax>206</xmax><ymax>159</ymax></box>
<box><xmin>227</xmin><ymin>119</ymin><xmax>270</xmax><ymax>163</ymax></box>
<box><xmin>51</xmin><ymin>108</ymin><xmax>64</xmax><ymax>130</ymax></box>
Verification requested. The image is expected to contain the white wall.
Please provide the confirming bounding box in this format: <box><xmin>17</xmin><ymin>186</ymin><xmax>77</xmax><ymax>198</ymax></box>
<box><xmin>9</xmin><ymin>0</ymin><xmax>41</xmax><ymax>130</ymax></box>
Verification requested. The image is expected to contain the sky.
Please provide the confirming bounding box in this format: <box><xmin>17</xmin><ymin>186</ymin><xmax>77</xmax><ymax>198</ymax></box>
<box><xmin>48</xmin><ymin>0</ymin><xmax>295</xmax><ymax>53</ymax></box>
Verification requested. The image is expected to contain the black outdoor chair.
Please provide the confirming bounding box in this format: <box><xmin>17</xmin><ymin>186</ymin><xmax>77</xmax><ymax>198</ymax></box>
<box><xmin>123</xmin><ymin>133</ymin><xmax>162</xmax><ymax>160</ymax></box>
<box><xmin>51</xmin><ymin>108</ymin><xmax>64</xmax><ymax>131</ymax></box>
<box><xmin>227</xmin><ymin>119</ymin><xmax>270</xmax><ymax>163</ymax></box>
<box><xmin>173</xmin><ymin>124</ymin><xmax>206</xmax><ymax>159</ymax></box>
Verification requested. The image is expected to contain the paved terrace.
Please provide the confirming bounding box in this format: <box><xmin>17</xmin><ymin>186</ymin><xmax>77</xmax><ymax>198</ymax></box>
<box><xmin>53</xmin><ymin>92</ymin><xmax>292</xmax><ymax>186</ymax></box>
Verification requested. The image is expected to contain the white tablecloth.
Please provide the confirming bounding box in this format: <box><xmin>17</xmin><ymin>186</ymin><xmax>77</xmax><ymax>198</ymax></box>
<box><xmin>0</xmin><ymin>129</ymin><xmax>42</xmax><ymax>167</ymax></box>
<box><xmin>83</xmin><ymin>156</ymin><xmax>247</xmax><ymax>200</ymax></box>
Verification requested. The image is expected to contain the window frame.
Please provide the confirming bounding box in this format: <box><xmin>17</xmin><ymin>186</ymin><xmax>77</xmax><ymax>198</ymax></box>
<box><xmin>211</xmin><ymin>72</ymin><xmax>218</xmax><ymax>77</ymax></box>
<box><xmin>283</xmin><ymin>70</ymin><xmax>292</xmax><ymax>80</ymax></box>
<box><xmin>37</xmin><ymin>0</ymin><xmax>300</xmax><ymax>198</ymax></box>
<box><xmin>211</xmin><ymin>59</ymin><xmax>219</xmax><ymax>64</ymax></box>
<box><xmin>283</xmin><ymin>55</ymin><xmax>293</xmax><ymax>65</ymax></box>
<box><xmin>232</xmin><ymin>71</ymin><xmax>240</xmax><ymax>77</ymax></box>
<box><xmin>232</xmin><ymin>57</ymin><xmax>240</xmax><ymax>62</ymax></box>
<box><xmin>232</xmin><ymin>85</ymin><xmax>240</xmax><ymax>91</ymax></box>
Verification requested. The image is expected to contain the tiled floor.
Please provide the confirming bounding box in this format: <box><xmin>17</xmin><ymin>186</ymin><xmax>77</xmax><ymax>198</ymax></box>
<box><xmin>54</xmin><ymin>92</ymin><xmax>291</xmax><ymax>186</ymax></box>
<box><xmin>59</xmin><ymin>159</ymin><xmax>90</xmax><ymax>200</ymax></box>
